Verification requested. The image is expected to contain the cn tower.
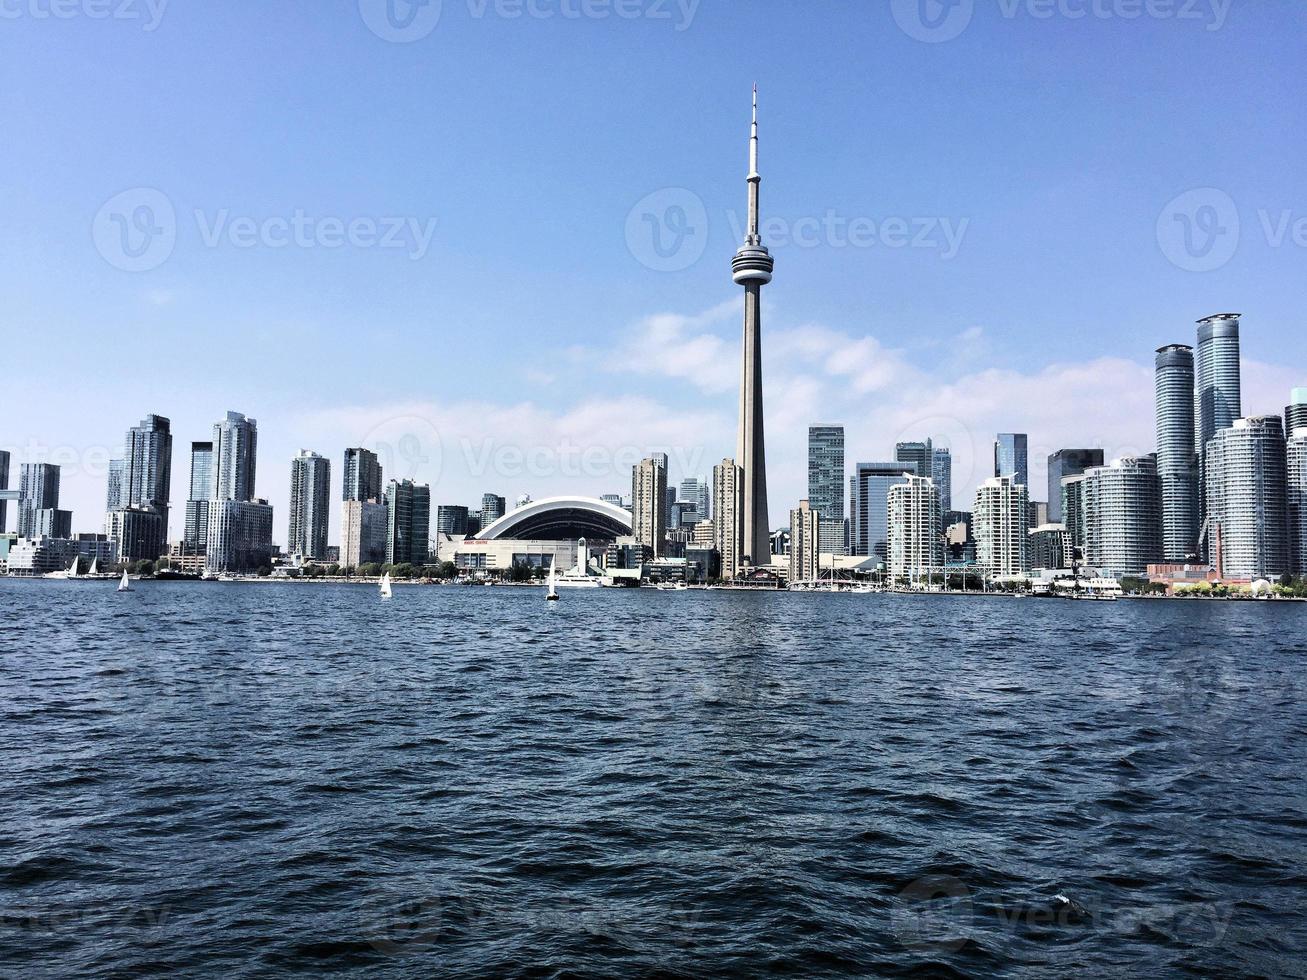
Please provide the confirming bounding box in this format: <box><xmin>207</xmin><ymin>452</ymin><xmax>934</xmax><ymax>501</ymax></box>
<box><xmin>732</xmin><ymin>85</ymin><xmax>774</xmax><ymax>566</ymax></box>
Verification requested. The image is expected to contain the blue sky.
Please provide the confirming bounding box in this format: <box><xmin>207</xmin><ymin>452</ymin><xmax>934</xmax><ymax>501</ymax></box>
<box><xmin>2</xmin><ymin>0</ymin><xmax>1304</xmax><ymax>543</ymax></box>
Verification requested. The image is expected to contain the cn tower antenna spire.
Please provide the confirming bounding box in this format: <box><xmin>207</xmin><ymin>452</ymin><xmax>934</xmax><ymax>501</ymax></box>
<box><xmin>747</xmin><ymin>84</ymin><xmax>761</xmax><ymax>245</ymax></box>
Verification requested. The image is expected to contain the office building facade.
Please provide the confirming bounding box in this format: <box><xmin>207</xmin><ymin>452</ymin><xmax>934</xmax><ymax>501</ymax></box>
<box><xmin>385</xmin><ymin>479</ymin><xmax>431</xmax><ymax>565</ymax></box>
<box><xmin>994</xmin><ymin>433</ymin><xmax>1029</xmax><ymax>486</ymax></box>
<box><xmin>184</xmin><ymin>441</ymin><xmax>214</xmax><ymax>554</ymax></box>
<box><xmin>343</xmin><ymin>448</ymin><xmax>383</xmax><ymax>503</ymax></box>
<box><xmin>932</xmin><ymin>447</ymin><xmax>952</xmax><ymax>514</ymax></box>
<box><xmin>1047</xmin><ymin>448</ymin><xmax>1104</xmax><ymax>523</ymax></box>
<box><xmin>206</xmin><ymin>499</ymin><xmax>274</xmax><ymax>574</ymax></box>
<box><xmin>808</xmin><ymin>425</ymin><xmax>846</xmax><ymax>555</ymax></box>
<box><xmin>849</xmin><ymin>461</ymin><xmax>913</xmax><ymax>563</ymax></box>
<box><xmin>342</xmin><ymin>499</ymin><xmax>389</xmax><ymax>568</ymax></box>
<box><xmin>17</xmin><ymin>463</ymin><xmax>60</xmax><ymax>538</ymax></box>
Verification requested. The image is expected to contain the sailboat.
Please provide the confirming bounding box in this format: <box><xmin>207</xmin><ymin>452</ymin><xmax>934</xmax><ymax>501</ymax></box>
<box><xmin>45</xmin><ymin>556</ymin><xmax>79</xmax><ymax>579</ymax></box>
<box><xmin>379</xmin><ymin>571</ymin><xmax>393</xmax><ymax>599</ymax></box>
<box><xmin>88</xmin><ymin>557</ymin><xmax>98</xmax><ymax>578</ymax></box>
<box><xmin>118</xmin><ymin>569</ymin><xmax>132</xmax><ymax>592</ymax></box>
<box><xmin>546</xmin><ymin>562</ymin><xmax>560</xmax><ymax>601</ymax></box>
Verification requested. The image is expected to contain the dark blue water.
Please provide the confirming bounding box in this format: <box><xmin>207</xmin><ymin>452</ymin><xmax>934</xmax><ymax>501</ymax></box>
<box><xmin>2</xmin><ymin>580</ymin><xmax>1305</xmax><ymax>977</ymax></box>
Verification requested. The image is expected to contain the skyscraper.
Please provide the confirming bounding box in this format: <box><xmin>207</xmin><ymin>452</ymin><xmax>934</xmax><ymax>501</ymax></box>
<box><xmin>631</xmin><ymin>457</ymin><xmax>668</xmax><ymax>558</ymax></box>
<box><xmin>123</xmin><ymin>414</ymin><xmax>172</xmax><ymax>530</ymax></box>
<box><xmin>0</xmin><ymin>450</ymin><xmax>9</xmax><ymax>531</ymax></box>
<box><xmin>481</xmin><ymin>493</ymin><xmax>507</xmax><ymax>528</ymax></box>
<box><xmin>679</xmin><ymin>477</ymin><xmax>710</xmax><ymax>522</ymax></box>
<box><xmin>1205</xmin><ymin>416</ymin><xmax>1289</xmax><ymax>580</ymax></box>
<box><xmin>17</xmin><ymin>463</ymin><xmax>60</xmax><ymax>538</ymax></box>
<box><xmin>733</xmin><ymin>87</ymin><xmax>774</xmax><ymax>567</ymax></box>
<box><xmin>889</xmin><ymin>474</ymin><xmax>942</xmax><ymax>583</ymax></box>
<box><xmin>342</xmin><ymin>499</ymin><xmax>388</xmax><ymax>568</ymax></box>
<box><xmin>211</xmin><ymin>411</ymin><xmax>258</xmax><ymax>503</ymax></box>
<box><xmin>993</xmin><ymin>433</ymin><xmax>1029</xmax><ymax>486</ymax></box>
<box><xmin>713</xmin><ymin>458</ymin><xmax>743</xmax><ymax>580</ymax></box>
<box><xmin>1287</xmin><ymin>430</ymin><xmax>1307</xmax><ymax>575</ymax></box>
<box><xmin>788</xmin><ymin>498</ymin><xmax>820</xmax><ymax>584</ymax></box>
<box><xmin>1285</xmin><ymin>388</ymin><xmax>1307</xmax><ymax>438</ymax></box>
<box><xmin>895</xmin><ymin>439</ymin><xmax>933</xmax><ymax>491</ymax></box>
<box><xmin>1195</xmin><ymin>313</ymin><xmax>1241</xmax><ymax>555</ymax></box>
<box><xmin>435</xmin><ymin>504</ymin><xmax>470</xmax><ymax>536</ymax></box>
<box><xmin>1154</xmin><ymin>345</ymin><xmax>1199</xmax><ymax>561</ymax></box>
<box><xmin>184</xmin><ymin>442</ymin><xmax>214</xmax><ymax>554</ymax></box>
<box><xmin>1081</xmin><ymin>456</ymin><xmax>1163</xmax><ymax>578</ymax></box>
<box><xmin>289</xmin><ymin>450</ymin><xmax>331</xmax><ymax>559</ymax></box>
<box><xmin>385</xmin><ymin>479</ymin><xmax>431</xmax><ymax>565</ymax></box>
<box><xmin>932</xmin><ymin>447</ymin><xmax>952</xmax><ymax>514</ymax></box>
<box><xmin>343</xmin><ymin>448</ymin><xmax>383</xmax><ymax>503</ymax></box>
<box><xmin>849</xmin><ymin>462</ymin><xmax>914</xmax><ymax>563</ymax></box>
<box><xmin>105</xmin><ymin>458</ymin><xmax>125</xmax><ymax>512</ymax></box>
<box><xmin>1046</xmin><ymin>449</ymin><xmax>1104</xmax><ymax>523</ymax></box>
<box><xmin>973</xmin><ymin>475</ymin><xmax>1030</xmax><ymax>578</ymax></box>
<box><xmin>808</xmin><ymin>425</ymin><xmax>846</xmax><ymax>555</ymax></box>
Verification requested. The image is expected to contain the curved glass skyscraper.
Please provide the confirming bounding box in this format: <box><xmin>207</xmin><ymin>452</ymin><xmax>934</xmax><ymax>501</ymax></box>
<box><xmin>1205</xmin><ymin>416</ymin><xmax>1289</xmax><ymax>580</ymax></box>
<box><xmin>1155</xmin><ymin>344</ymin><xmax>1198</xmax><ymax>560</ymax></box>
<box><xmin>1195</xmin><ymin>313</ymin><xmax>1242</xmax><ymax>557</ymax></box>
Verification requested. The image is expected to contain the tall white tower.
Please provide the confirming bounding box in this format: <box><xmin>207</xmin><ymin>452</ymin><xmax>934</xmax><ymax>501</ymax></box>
<box><xmin>732</xmin><ymin>86</ymin><xmax>774</xmax><ymax>566</ymax></box>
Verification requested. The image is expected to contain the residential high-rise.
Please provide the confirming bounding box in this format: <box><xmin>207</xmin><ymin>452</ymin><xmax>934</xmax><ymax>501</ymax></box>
<box><xmin>1154</xmin><ymin>344</ymin><xmax>1199</xmax><ymax>561</ymax></box>
<box><xmin>1061</xmin><ymin>474</ymin><xmax>1087</xmax><ymax>556</ymax></box>
<box><xmin>631</xmin><ymin>457</ymin><xmax>668</xmax><ymax>558</ymax></box>
<box><xmin>211</xmin><ymin>411</ymin><xmax>258</xmax><ymax>502</ymax></box>
<box><xmin>123</xmin><ymin>414</ymin><xmax>172</xmax><ymax>529</ymax></box>
<box><xmin>888</xmin><ymin>474</ymin><xmax>942</xmax><ymax>583</ymax></box>
<box><xmin>712</xmin><ymin>458</ymin><xmax>743</xmax><ymax>580</ymax></box>
<box><xmin>993</xmin><ymin>433</ymin><xmax>1029</xmax><ymax>485</ymax></box>
<box><xmin>342</xmin><ymin>499</ymin><xmax>388</xmax><ymax>568</ymax></box>
<box><xmin>107</xmin><ymin>506</ymin><xmax>165</xmax><ymax>563</ymax></box>
<box><xmin>0</xmin><ymin>450</ymin><xmax>9</xmax><ymax>531</ymax></box>
<box><xmin>206</xmin><ymin>499</ymin><xmax>274</xmax><ymax>574</ymax></box>
<box><xmin>973</xmin><ymin>475</ymin><xmax>1030</xmax><ymax>578</ymax></box>
<box><xmin>1081</xmin><ymin>456</ymin><xmax>1164</xmax><ymax>578</ymax></box>
<box><xmin>679</xmin><ymin>477</ymin><xmax>711</xmax><ymax>522</ymax></box>
<box><xmin>849</xmin><ymin>462</ymin><xmax>914</xmax><ymax>563</ymax></box>
<box><xmin>343</xmin><ymin>448</ymin><xmax>383</xmax><ymax>503</ymax></box>
<box><xmin>481</xmin><ymin>493</ymin><xmax>507</xmax><ymax>528</ymax></box>
<box><xmin>1205</xmin><ymin>416</ymin><xmax>1289</xmax><ymax>580</ymax></box>
<box><xmin>1288</xmin><ymin>429</ymin><xmax>1307</xmax><ymax>575</ymax></box>
<box><xmin>1195</xmin><ymin>313</ymin><xmax>1241</xmax><ymax>555</ymax></box>
<box><xmin>807</xmin><ymin>425</ymin><xmax>846</xmax><ymax>555</ymax></box>
<box><xmin>106</xmin><ymin>458</ymin><xmax>125</xmax><ymax>512</ymax></box>
<box><xmin>436</xmin><ymin>504</ymin><xmax>470</xmax><ymax>536</ymax></box>
<box><xmin>932</xmin><ymin>447</ymin><xmax>952</xmax><ymax>514</ymax></box>
<box><xmin>1046</xmin><ymin>449</ymin><xmax>1104</xmax><ymax>523</ymax></box>
<box><xmin>385</xmin><ymin>479</ymin><xmax>431</xmax><ymax>565</ymax></box>
<box><xmin>1029</xmin><ymin>524</ymin><xmax>1070</xmax><ymax>572</ymax></box>
<box><xmin>288</xmin><ymin>450</ymin><xmax>331</xmax><ymax>559</ymax></box>
<box><xmin>733</xmin><ymin>87</ymin><xmax>774</xmax><ymax>567</ymax></box>
<box><xmin>184</xmin><ymin>442</ymin><xmax>214</xmax><ymax>554</ymax></box>
<box><xmin>788</xmin><ymin>499</ymin><xmax>820</xmax><ymax>584</ymax></box>
<box><xmin>17</xmin><ymin>463</ymin><xmax>60</xmax><ymax>538</ymax></box>
<box><xmin>1285</xmin><ymin>388</ymin><xmax>1307</xmax><ymax>439</ymax></box>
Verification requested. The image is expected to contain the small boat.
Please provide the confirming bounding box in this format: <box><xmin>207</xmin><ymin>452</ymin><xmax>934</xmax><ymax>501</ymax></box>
<box><xmin>88</xmin><ymin>557</ymin><xmax>98</xmax><ymax>578</ymax></box>
<box><xmin>546</xmin><ymin>563</ymin><xmax>559</xmax><ymax>601</ymax></box>
<box><xmin>118</xmin><ymin>570</ymin><xmax>132</xmax><ymax>592</ymax></box>
<box><xmin>380</xmin><ymin>571</ymin><xmax>393</xmax><ymax>599</ymax></box>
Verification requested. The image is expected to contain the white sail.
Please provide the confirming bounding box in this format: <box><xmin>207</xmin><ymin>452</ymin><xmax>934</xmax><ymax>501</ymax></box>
<box><xmin>380</xmin><ymin>571</ymin><xmax>393</xmax><ymax>599</ymax></box>
<box><xmin>547</xmin><ymin>562</ymin><xmax>558</xmax><ymax>599</ymax></box>
<box><xmin>118</xmin><ymin>570</ymin><xmax>131</xmax><ymax>592</ymax></box>
<box><xmin>88</xmin><ymin>557</ymin><xmax>98</xmax><ymax>576</ymax></box>
<box><xmin>68</xmin><ymin>557</ymin><xmax>79</xmax><ymax>577</ymax></box>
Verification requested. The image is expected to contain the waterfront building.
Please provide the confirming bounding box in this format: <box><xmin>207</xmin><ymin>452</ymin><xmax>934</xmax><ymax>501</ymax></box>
<box><xmin>973</xmin><ymin>475</ymin><xmax>1030</xmax><ymax>577</ymax></box>
<box><xmin>342</xmin><ymin>448</ymin><xmax>383</xmax><ymax>503</ymax></box>
<box><xmin>341</xmin><ymin>499</ymin><xmax>388</xmax><ymax>568</ymax></box>
<box><xmin>1286</xmin><ymin>388</ymin><xmax>1307</xmax><ymax>439</ymax></box>
<box><xmin>713</xmin><ymin>458</ymin><xmax>743</xmax><ymax>579</ymax></box>
<box><xmin>733</xmin><ymin>87</ymin><xmax>774</xmax><ymax>567</ymax></box>
<box><xmin>691</xmin><ymin>519</ymin><xmax>715</xmax><ymax>548</ymax></box>
<box><xmin>808</xmin><ymin>425</ymin><xmax>846</xmax><ymax>556</ymax></box>
<box><xmin>1205</xmin><ymin>416</ymin><xmax>1289</xmax><ymax>580</ymax></box>
<box><xmin>106</xmin><ymin>458</ymin><xmax>124</xmax><ymax>512</ymax></box>
<box><xmin>849</xmin><ymin>462</ymin><xmax>914</xmax><ymax>564</ymax></box>
<box><xmin>32</xmin><ymin>508</ymin><xmax>73</xmax><ymax>539</ymax></box>
<box><xmin>211</xmin><ymin>412</ymin><xmax>259</xmax><ymax>503</ymax></box>
<box><xmin>206</xmin><ymin>499</ymin><xmax>274</xmax><ymax>574</ymax></box>
<box><xmin>106</xmin><ymin>505</ymin><xmax>165</xmax><ymax>563</ymax></box>
<box><xmin>0</xmin><ymin>450</ymin><xmax>8</xmax><ymax>531</ymax></box>
<box><xmin>436</xmin><ymin>504</ymin><xmax>470</xmax><ymax>536</ymax></box>
<box><xmin>288</xmin><ymin>450</ymin><xmax>331</xmax><ymax>559</ymax></box>
<box><xmin>1195</xmin><ymin>313</ymin><xmax>1242</xmax><ymax>554</ymax></box>
<box><xmin>631</xmin><ymin>457</ymin><xmax>667</xmax><ymax>558</ymax></box>
<box><xmin>1288</xmin><ymin>429</ymin><xmax>1307</xmax><ymax>575</ymax></box>
<box><xmin>17</xmin><ymin>463</ymin><xmax>60</xmax><ymax>538</ymax></box>
<box><xmin>679</xmin><ymin>477</ymin><xmax>710</xmax><ymax>521</ymax></box>
<box><xmin>385</xmin><ymin>479</ymin><xmax>431</xmax><ymax>565</ymax></box>
<box><xmin>994</xmin><ymin>433</ymin><xmax>1029</xmax><ymax>486</ymax></box>
<box><xmin>1061</xmin><ymin>474</ymin><xmax>1087</xmax><ymax>555</ymax></box>
<box><xmin>788</xmin><ymin>499</ymin><xmax>820</xmax><ymax>584</ymax></box>
<box><xmin>1154</xmin><ymin>344</ymin><xmax>1199</xmax><ymax>561</ymax></box>
<box><xmin>5</xmin><ymin>536</ymin><xmax>79</xmax><ymax>576</ymax></box>
<box><xmin>74</xmin><ymin>533</ymin><xmax>117</xmax><ymax>566</ymax></box>
<box><xmin>932</xmin><ymin>447</ymin><xmax>952</xmax><ymax>514</ymax></box>
<box><xmin>1029</xmin><ymin>523</ymin><xmax>1070</xmax><ymax>571</ymax></box>
<box><xmin>184</xmin><ymin>442</ymin><xmax>214</xmax><ymax>555</ymax></box>
<box><xmin>1080</xmin><ymin>456</ymin><xmax>1163</xmax><ymax>577</ymax></box>
<box><xmin>123</xmin><ymin>414</ymin><xmax>172</xmax><ymax>533</ymax></box>
<box><xmin>481</xmin><ymin>493</ymin><xmax>507</xmax><ymax>527</ymax></box>
<box><xmin>888</xmin><ymin>474</ymin><xmax>942</xmax><ymax>583</ymax></box>
<box><xmin>1046</xmin><ymin>449</ymin><xmax>1103</xmax><ymax>523</ymax></box>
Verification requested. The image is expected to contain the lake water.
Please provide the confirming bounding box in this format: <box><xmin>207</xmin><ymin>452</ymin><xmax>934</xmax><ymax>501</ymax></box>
<box><xmin>1</xmin><ymin>580</ymin><xmax>1304</xmax><ymax>977</ymax></box>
